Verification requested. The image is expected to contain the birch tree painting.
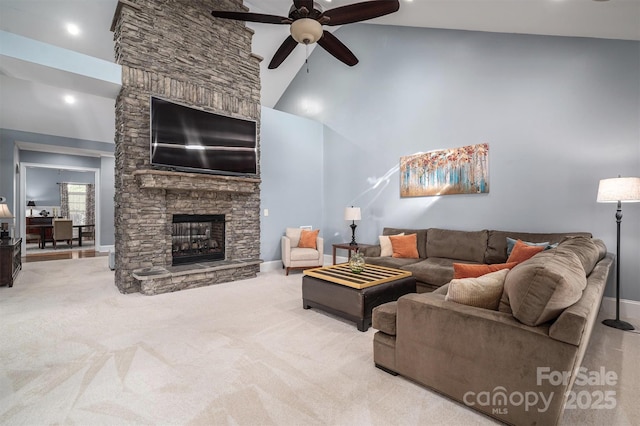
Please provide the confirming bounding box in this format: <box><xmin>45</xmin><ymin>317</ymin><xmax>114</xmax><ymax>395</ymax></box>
<box><xmin>400</xmin><ymin>143</ymin><xmax>489</xmax><ymax>197</ymax></box>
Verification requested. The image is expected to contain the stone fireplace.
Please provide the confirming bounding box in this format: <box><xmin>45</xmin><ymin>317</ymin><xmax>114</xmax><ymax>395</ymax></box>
<box><xmin>172</xmin><ymin>214</ymin><xmax>225</xmax><ymax>265</ymax></box>
<box><xmin>111</xmin><ymin>0</ymin><xmax>262</xmax><ymax>295</ymax></box>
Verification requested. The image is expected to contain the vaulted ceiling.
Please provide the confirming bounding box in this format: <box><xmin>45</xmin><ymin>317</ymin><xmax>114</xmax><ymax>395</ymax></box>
<box><xmin>1</xmin><ymin>0</ymin><xmax>638</xmax><ymax>144</ymax></box>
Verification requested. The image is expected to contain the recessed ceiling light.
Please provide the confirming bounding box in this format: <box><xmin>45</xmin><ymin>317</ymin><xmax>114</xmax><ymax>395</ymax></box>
<box><xmin>64</xmin><ymin>95</ymin><xmax>76</xmax><ymax>105</ymax></box>
<box><xmin>66</xmin><ymin>23</ymin><xmax>80</xmax><ymax>36</ymax></box>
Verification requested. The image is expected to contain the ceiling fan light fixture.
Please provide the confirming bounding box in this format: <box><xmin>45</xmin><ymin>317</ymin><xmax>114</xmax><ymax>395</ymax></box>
<box><xmin>290</xmin><ymin>18</ymin><xmax>323</xmax><ymax>44</ymax></box>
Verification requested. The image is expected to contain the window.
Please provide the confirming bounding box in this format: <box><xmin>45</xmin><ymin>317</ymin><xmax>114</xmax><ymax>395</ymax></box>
<box><xmin>67</xmin><ymin>184</ymin><xmax>87</xmax><ymax>225</ymax></box>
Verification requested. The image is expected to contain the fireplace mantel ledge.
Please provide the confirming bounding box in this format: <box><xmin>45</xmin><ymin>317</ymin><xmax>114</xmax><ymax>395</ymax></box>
<box><xmin>133</xmin><ymin>169</ymin><xmax>260</xmax><ymax>193</ymax></box>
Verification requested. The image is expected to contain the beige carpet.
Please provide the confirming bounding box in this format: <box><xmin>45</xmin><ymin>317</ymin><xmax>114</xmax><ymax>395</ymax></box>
<box><xmin>0</xmin><ymin>257</ymin><xmax>638</xmax><ymax>425</ymax></box>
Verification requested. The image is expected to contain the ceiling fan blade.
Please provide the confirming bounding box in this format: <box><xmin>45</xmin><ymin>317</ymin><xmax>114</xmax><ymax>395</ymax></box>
<box><xmin>268</xmin><ymin>36</ymin><xmax>299</xmax><ymax>69</ymax></box>
<box><xmin>211</xmin><ymin>10</ymin><xmax>289</xmax><ymax>25</ymax></box>
<box><xmin>317</xmin><ymin>31</ymin><xmax>358</xmax><ymax>67</ymax></box>
<box><xmin>323</xmin><ymin>0</ymin><xmax>400</xmax><ymax>26</ymax></box>
<box><xmin>293</xmin><ymin>0</ymin><xmax>314</xmax><ymax>10</ymax></box>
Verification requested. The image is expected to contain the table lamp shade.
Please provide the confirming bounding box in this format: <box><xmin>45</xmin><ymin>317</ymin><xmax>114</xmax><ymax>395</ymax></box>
<box><xmin>27</xmin><ymin>200</ymin><xmax>36</xmax><ymax>207</ymax></box>
<box><xmin>344</xmin><ymin>207</ymin><xmax>361</xmax><ymax>221</ymax></box>
<box><xmin>597</xmin><ymin>177</ymin><xmax>640</xmax><ymax>203</ymax></box>
<box><xmin>0</xmin><ymin>203</ymin><xmax>14</xmax><ymax>219</ymax></box>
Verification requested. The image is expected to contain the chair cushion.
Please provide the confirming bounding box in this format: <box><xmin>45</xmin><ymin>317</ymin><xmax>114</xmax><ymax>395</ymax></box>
<box><xmin>290</xmin><ymin>247</ymin><xmax>320</xmax><ymax>261</ymax></box>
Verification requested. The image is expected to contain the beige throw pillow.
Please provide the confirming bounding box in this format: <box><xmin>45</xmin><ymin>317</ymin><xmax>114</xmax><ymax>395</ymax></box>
<box><xmin>445</xmin><ymin>269</ymin><xmax>510</xmax><ymax>310</ymax></box>
<box><xmin>379</xmin><ymin>233</ymin><xmax>404</xmax><ymax>257</ymax></box>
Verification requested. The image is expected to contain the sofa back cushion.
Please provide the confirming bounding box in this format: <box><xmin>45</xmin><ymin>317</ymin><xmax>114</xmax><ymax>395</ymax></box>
<box><xmin>500</xmin><ymin>247</ymin><xmax>587</xmax><ymax>326</ymax></box>
<box><xmin>555</xmin><ymin>236</ymin><xmax>603</xmax><ymax>276</ymax></box>
<box><xmin>485</xmin><ymin>230</ymin><xmax>592</xmax><ymax>264</ymax></box>
<box><xmin>383</xmin><ymin>228</ymin><xmax>428</xmax><ymax>258</ymax></box>
<box><xmin>426</xmin><ymin>228</ymin><xmax>488</xmax><ymax>263</ymax></box>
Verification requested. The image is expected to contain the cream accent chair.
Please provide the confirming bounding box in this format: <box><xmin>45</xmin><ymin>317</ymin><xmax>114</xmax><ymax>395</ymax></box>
<box><xmin>281</xmin><ymin>227</ymin><xmax>324</xmax><ymax>275</ymax></box>
<box><xmin>53</xmin><ymin>219</ymin><xmax>73</xmax><ymax>249</ymax></box>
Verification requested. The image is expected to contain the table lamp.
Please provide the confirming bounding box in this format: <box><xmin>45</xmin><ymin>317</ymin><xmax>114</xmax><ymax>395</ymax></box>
<box><xmin>0</xmin><ymin>203</ymin><xmax>14</xmax><ymax>239</ymax></box>
<box><xmin>27</xmin><ymin>200</ymin><xmax>36</xmax><ymax>216</ymax></box>
<box><xmin>597</xmin><ymin>175</ymin><xmax>640</xmax><ymax>331</ymax></box>
<box><xmin>344</xmin><ymin>206</ymin><xmax>361</xmax><ymax>246</ymax></box>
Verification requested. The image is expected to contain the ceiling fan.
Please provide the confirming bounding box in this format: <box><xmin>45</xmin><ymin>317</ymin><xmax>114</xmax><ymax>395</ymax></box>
<box><xmin>211</xmin><ymin>0</ymin><xmax>400</xmax><ymax>69</ymax></box>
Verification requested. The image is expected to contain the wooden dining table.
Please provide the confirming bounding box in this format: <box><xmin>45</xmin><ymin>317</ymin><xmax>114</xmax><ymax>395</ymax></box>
<box><xmin>27</xmin><ymin>224</ymin><xmax>95</xmax><ymax>249</ymax></box>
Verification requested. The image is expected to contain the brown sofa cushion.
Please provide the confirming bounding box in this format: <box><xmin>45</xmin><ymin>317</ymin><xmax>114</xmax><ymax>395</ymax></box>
<box><xmin>556</xmin><ymin>236</ymin><xmax>602</xmax><ymax>275</ymax></box>
<box><xmin>485</xmin><ymin>230</ymin><xmax>592</xmax><ymax>264</ymax></box>
<box><xmin>372</xmin><ymin>302</ymin><xmax>398</xmax><ymax>335</ymax></box>
<box><xmin>365</xmin><ymin>256</ymin><xmax>422</xmax><ymax>270</ymax></box>
<box><xmin>383</xmin><ymin>228</ymin><xmax>428</xmax><ymax>258</ymax></box>
<box><xmin>402</xmin><ymin>257</ymin><xmax>478</xmax><ymax>288</ymax></box>
<box><xmin>426</xmin><ymin>228</ymin><xmax>488</xmax><ymax>263</ymax></box>
<box><xmin>501</xmin><ymin>248</ymin><xmax>587</xmax><ymax>326</ymax></box>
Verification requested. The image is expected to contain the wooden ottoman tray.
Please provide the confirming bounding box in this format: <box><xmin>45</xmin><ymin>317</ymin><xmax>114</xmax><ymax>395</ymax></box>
<box><xmin>302</xmin><ymin>264</ymin><xmax>416</xmax><ymax>331</ymax></box>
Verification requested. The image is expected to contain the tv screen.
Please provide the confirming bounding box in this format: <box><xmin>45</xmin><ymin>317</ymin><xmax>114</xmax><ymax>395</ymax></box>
<box><xmin>150</xmin><ymin>96</ymin><xmax>257</xmax><ymax>176</ymax></box>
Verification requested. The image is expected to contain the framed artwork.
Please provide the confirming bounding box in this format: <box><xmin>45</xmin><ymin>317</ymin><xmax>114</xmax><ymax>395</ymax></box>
<box><xmin>400</xmin><ymin>143</ymin><xmax>489</xmax><ymax>197</ymax></box>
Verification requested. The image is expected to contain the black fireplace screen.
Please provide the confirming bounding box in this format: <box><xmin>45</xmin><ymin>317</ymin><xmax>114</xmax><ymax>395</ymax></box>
<box><xmin>172</xmin><ymin>214</ymin><xmax>225</xmax><ymax>265</ymax></box>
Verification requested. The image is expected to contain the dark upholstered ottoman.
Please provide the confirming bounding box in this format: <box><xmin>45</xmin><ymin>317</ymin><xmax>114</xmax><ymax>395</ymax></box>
<box><xmin>302</xmin><ymin>264</ymin><xmax>416</xmax><ymax>331</ymax></box>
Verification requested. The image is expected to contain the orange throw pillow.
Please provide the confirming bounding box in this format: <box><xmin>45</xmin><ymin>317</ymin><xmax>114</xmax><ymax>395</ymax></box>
<box><xmin>507</xmin><ymin>239</ymin><xmax>545</xmax><ymax>264</ymax></box>
<box><xmin>298</xmin><ymin>229</ymin><xmax>319</xmax><ymax>249</ymax></box>
<box><xmin>453</xmin><ymin>262</ymin><xmax>518</xmax><ymax>279</ymax></box>
<box><xmin>389</xmin><ymin>233</ymin><xmax>419</xmax><ymax>259</ymax></box>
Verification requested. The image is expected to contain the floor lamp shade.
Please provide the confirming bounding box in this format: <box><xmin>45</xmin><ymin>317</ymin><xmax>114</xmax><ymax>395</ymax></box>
<box><xmin>597</xmin><ymin>177</ymin><xmax>640</xmax><ymax>203</ymax></box>
<box><xmin>596</xmin><ymin>176</ymin><xmax>640</xmax><ymax>331</ymax></box>
<box><xmin>344</xmin><ymin>207</ymin><xmax>361</xmax><ymax>246</ymax></box>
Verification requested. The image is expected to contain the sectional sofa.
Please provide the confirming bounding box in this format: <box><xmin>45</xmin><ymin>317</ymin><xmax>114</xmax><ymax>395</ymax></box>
<box><xmin>362</xmin><ymin>227</ymin><xmax>613</xmax><ymax>425</ymax></box>
<box><xmin>360</xmin><ymin>227</ymin><xmax>593</xmax><ymax>293</ymax></box>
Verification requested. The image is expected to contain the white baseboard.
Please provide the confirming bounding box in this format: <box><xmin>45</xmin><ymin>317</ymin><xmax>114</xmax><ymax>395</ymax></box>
<box><xmin>260</xmin><ymin>260</ymin><xmax>283</xmax><ymax>273</ymax></box>
<box><xmin>332</xmin><ymin>255</ymin><xmax>348</xmax><ymax>264</ymax></box>
<box><xmin>261</xmin><ymin>256</ymin><xmax>343</xmax><ymax>273</ymax></box>
<box><xmin>98</xmin><ymin>244</ymin><xmax>114</xmax><ymax>253</ymax></box>
<box><xmin>599</xmin><ymin>297</ymin><xmax>640</xmax><ymax>320</ymax></box>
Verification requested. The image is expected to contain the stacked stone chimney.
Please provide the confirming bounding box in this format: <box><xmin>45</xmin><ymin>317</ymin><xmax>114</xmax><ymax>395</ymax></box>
<box><xmin>112</xmin><ymin>0</ymin><xmax>262</xmax><ymax>294</ymax></box>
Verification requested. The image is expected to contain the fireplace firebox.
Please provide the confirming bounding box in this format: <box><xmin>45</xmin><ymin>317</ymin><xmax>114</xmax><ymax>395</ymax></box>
<box><xmin>172</xmin><ymin>214</ymin><xmax>225</xmax><ymax>265</ymax></box>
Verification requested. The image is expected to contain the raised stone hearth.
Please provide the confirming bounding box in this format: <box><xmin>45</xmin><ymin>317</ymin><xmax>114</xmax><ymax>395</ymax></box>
<box><xmin>112</xmin><ymin>0</ymin><xmax>262</xmax><ymax>294</ymax></box>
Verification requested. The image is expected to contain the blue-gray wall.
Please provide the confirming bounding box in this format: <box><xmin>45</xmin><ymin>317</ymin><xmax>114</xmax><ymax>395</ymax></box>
<box><xmin>100</xmin><ymin>156</ymin><xmax>115</xmax><ymax>246</ymax></box>
<box><xmin>25</xmin><ymin>162</ymin><xmax>96</xmax><ymax>208</ymax></box>
<box><xmin>0</xmin><ymin>129</ymin><xmax>115</xmax><ymax>248</ymax></box>
<box><xmin>260</xmin><ymin>106</ymin><xmax>324</xmax><ymax>262</ymax></box>
<box><xmin>274</xmin><ymin>25</ymin><xmax>640</xmax><ymax>301</ymax></box>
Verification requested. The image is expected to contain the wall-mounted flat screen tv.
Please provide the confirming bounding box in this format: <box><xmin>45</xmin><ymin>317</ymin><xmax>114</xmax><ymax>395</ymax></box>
<box><xmin>150</xmin><ymin>96</ymin><xmax>257</xmax><ymax>176</ymax></box>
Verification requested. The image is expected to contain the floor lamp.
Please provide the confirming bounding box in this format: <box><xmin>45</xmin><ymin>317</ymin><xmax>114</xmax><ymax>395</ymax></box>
<box><xmin>597</xmin><ymin>176</ymin><xmax>640</xmax><ymax>331</ymax></box>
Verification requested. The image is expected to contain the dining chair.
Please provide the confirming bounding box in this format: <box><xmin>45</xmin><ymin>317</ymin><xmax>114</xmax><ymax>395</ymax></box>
<box><xmin>53</xmin><ymin>219</ymin><xmax>73</xmax><ymax>249</ymax></box>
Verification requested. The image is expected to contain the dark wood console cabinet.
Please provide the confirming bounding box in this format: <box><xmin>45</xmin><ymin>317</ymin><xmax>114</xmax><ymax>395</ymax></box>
<box><xmin>26</xmin><ymin>217</ymin><xmax>53</xmax><ymax>244</ymax></box>
<box><xmin>0</xmin><ymin>238</ymin><xmax>22</xmax><ymax>287</ymax></box>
